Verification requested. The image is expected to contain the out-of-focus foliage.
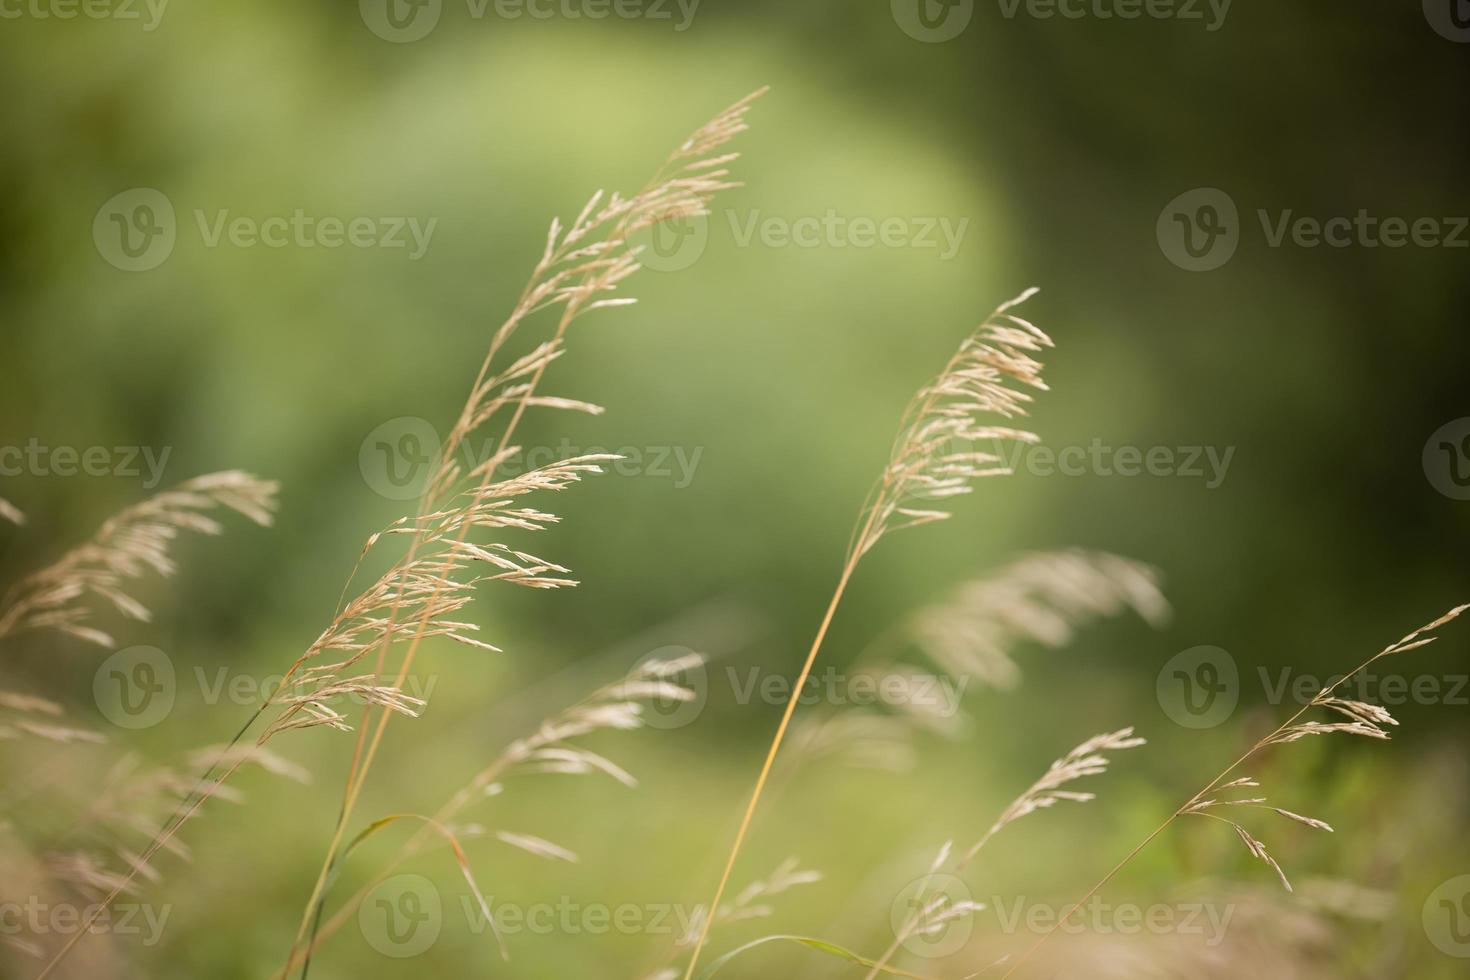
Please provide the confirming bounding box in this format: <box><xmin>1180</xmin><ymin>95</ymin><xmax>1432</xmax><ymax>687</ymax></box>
<box><xmin>0</xmin><ymin>2</ymin><xmax>1466</xmax><ymax>978</ymax></box>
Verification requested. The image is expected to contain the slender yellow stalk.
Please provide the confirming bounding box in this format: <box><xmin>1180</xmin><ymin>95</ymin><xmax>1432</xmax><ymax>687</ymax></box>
<box><xmin>996</xmin><ymin>603</ymin><xmax>1467</xmax><ymax>978</ymax></box>
<box><xmin>280</xmin><ymin>90</ymin><xmax>766</xmax><ymax>978</ymax></box>
<box><xmin>680</xmin><ymin>516</ymin><xmax>872</xmax><ymax>980</ymax></box>
<box><xmin>33</xmin><ymin>756</ymin><xmax>249</xmax><ymax>980</ymax></box>
<box><xmin>681</xmin><ymin>291</ymin><xmax>1054</xmax><ymax>978</ymax></box>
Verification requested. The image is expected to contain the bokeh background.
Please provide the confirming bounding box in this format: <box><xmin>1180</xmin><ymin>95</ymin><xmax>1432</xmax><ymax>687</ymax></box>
<box><xmin>2</xmin><ymin>1</ymin><xmax>1468</xmax><ymax>977</ymax></box>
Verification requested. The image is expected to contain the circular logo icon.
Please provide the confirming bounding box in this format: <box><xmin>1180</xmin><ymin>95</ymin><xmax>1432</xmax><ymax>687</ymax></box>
<box><xmin>94</xmin><ymin>646</ymin><xmax>176</xmax><ymax>730</ymax></box>
<box><xmin>628</xmin><ymin>213</ymin><xmax>709</xmax><ymax>273</ymax></box>
<box><xmin>1156</xmin><ymin>645</ymin><xmax>1238</xmax><ymax>729</ymax></box>
<box><xmin>359</xmin><ymin>416</ymin><xmax>442</xmax><ymax>501</ymax></box>
<box><xmin>1156</xmin><ymin>188</ymin><xmax>1240</xmax><ymax>272</ymax></box>
<box><xmin>889</xmin><ymin>872</ymin><xmax>976</xmax><ymax>958</ymax></box>
<box><xmin>1424</xmin><ymin>0</ymin><xmax>1470</xmax><ymax>42</ymax></box>
<box><xmin>636</xmin><ymin>645</ymin><xmax>709</xmax><ymax>731</ymax></box>
<box><xmin>1424</xmin><ymin>418</ymin><xmax>1470</xmax><ymax>501</ymax></box>
<box><xmin>93</xmin><ymin>188</ymin><xmax>176</xmax><ymax>272</ymax></box>
<box><xmin>1424</xmin><ymin>875</ymin><xmax>1470</xmax><ymax>957</ymax></box>
<box><xmin>891</xmin><ymin>0</ymin><xmax>975</xmax><ymax>42</ymax></box>
<box><xmin>359</xmin><ymin>874</ymin><xmax>443</xmax><ymax>957</ymax></box>
<box><xmin>360</xmin><ymin>0</ymin><xmax>442</xmax><ymax>42</ymax></box>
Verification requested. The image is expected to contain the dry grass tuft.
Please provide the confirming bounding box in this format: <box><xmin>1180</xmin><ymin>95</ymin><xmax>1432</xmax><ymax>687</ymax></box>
<box><xmin>280</xmin><ymin>654</ymin><xmax>710</xmax><ymax>971</ymax></box>
<box><xmin>906</xmin><ymin>549</ymin><xmax>1169</xmax><ymax>692</ymax></box>
<box><xmin>273</xmin><ymin>90</ymin><xmax>765</xmax><ymax>977</ymax></box>
<box><xmin>852</xmin><ymin>290</ymin><xmax>1052</xmax><ymax>560</ymax></box>
<box><xmin>864</xmin><ymin>730</ymin><xmax>1145</xmax><ymax>979</ymax></box>
<box><xmin>0</xmin><ymin>473</ymin><xmax>282</xmax><ymax>968</ymax></box>
<box><xmin>780</xmin><ymin>551</ymin><xmax>1167</xmax><ymax>782</ymax></box>
<box><xmin>959</xmin><ymin>727</ymin><xmax>1146</xmax><ymax>868</ymax></box>
<box><xmin>996</xmin><ymin>603</ymin><xmax>1469</xmax><ymax>978</ymax></box>
<box><xmin>683</xmin><ymin>290</ymin><xmax>1054</xmax><ymax>979</ymax></box>
<box><xmin>1172</xmin><ymin>604</ymin><xmax>1470</xmax><ymax>894</ymax></box>
<box><xmin>0</xmin><ymin>690</ymin><xmax>104</xmax><ymax>745</ymax></box>
<box><xmin>0</xmin><ymin>472</ymin><xmax>278</xmax><ymax>649</ymax></box>
<box><xmin>645</xmin><ymin>859</ymin><xmax>823</xmax><ymax>980</ymax></box>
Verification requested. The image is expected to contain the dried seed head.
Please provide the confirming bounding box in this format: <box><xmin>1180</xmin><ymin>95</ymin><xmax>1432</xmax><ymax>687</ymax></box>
<box><xmin>959</xmin><ymin>727</ymin><xmax>1145</xmax><ymax>867</ymax></box>
<box><xmin>1184</xmin><ymin>604</ymin><xmax>1467</xmax><ymax>893</ymax></box>
<box><xmin>0</xmin><ymin>472</ymin><xmax>278</xmax><ymax>649</ymax></box>
<box><xmin>853</xmin><ymin>289</ymin><xmax>1053</xmax><ymax>559</ymax></box>
<box><xmin>908</xmin><ymin>549</ymin><xmax>1170</xmax><ymax>693</ymax></box>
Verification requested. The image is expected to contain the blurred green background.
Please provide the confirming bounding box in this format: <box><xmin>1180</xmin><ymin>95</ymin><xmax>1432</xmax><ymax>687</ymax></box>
<box><xmin>1</xmin><ymin>1</ymin><xmax>1468</xmax><ymax>977</ymax></box>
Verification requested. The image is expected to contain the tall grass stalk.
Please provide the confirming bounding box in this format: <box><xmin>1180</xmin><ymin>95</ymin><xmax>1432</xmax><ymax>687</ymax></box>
<box><xmin>681</xmin><ymin>291</ymin><xmax>1052</xmax><ymax>978</ymax></box>
<box><xmin>996</xmin><ymin>602</ymin><xmax>1467</xmax><ymax>978</ymax></box>
<box><xmin>284</xmin><ymin>89</ymin><xmax>766</xmax><ymax>978</ymax></box>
